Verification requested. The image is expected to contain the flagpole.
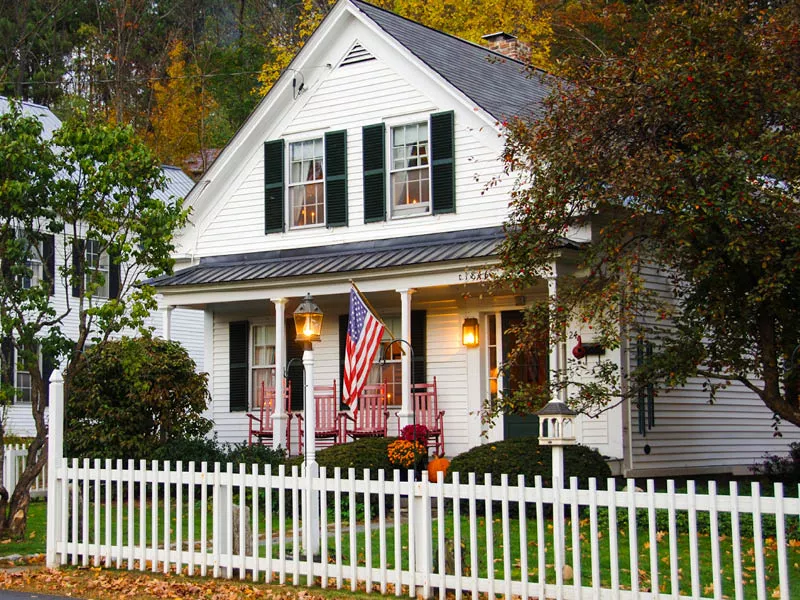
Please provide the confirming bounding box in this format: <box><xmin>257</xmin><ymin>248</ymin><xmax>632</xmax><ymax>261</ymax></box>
<box><xmin>349</xmin><ymin>280</ymin><xmax>396</xmax><ymax>340</ymax></box>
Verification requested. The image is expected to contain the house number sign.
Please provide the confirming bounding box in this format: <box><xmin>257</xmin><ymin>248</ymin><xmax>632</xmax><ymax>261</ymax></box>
<box><xmin>458</xmin><ymin>268</ymin><xmax>496</xmax><ymax>282</ymax></box>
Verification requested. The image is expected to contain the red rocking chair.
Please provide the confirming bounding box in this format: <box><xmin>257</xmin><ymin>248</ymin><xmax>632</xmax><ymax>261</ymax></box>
<box><xmin>411</xmin><ymin>377</ymin><xmax>445</xmax><ymax>456</ymax></box>
<box><xmin>295</xmin><ymin>381</ymin><xmax>345</xmax><ymax>454</ymax></box>
<box><xmin>247</xmin><ymin>380</ymin><xmax>293</xmax><ymax>448</ymax></box>
<box><xmin>344</xmin><ymin>383</ymin><xmax>389</xmax><ymax>440</ymax></box>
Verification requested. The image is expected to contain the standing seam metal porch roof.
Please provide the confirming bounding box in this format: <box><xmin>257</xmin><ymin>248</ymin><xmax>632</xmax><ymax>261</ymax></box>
<box><xmin>152</xmin><ymin>227</ymin><xmax>581</xmax><ymax>288</ymax></box>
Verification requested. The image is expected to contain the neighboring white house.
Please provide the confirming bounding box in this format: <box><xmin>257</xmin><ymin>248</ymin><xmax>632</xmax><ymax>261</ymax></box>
<box><xmin>0</xmin><ymin>97</ymin><xmax>204</xmax><ymax>436</ymax></box>
<box><xmin>151</xmin><ymin>0</ymin><xmax>800</xmax><ymax>476</ymax></box>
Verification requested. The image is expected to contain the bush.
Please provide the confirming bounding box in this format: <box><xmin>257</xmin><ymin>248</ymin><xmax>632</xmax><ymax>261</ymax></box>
<box><xmin>446</xmin><ymin>437</ymin><xmax>611</xmax><ymax>488</ymax></box>
<box><xmin>301</xmin><ymin>437</ymin><xmax>398</xmax><ymax>476</ymax></box>
<box><xmin>223</xmin><ymin>442</ymin><xmax>286</xmax><ymax>472</ymax></box>
<box><xmin>65</xmin><ymin>336</ymin><xmax>211</xmax><ymax>460</ymax></box>
<box><xmin>151</xmin><ymin>436</ymin><xmax>225</xmax><ymax>467</ymax></box>
<box><xmin>751</xmin><ymin>442</ymin><xmax>800</xmax><ymax>485</ymax></box>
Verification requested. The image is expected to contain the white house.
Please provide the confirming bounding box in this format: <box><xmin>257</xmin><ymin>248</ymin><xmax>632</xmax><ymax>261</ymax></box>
<box><xmin>0</xmin><ymin>97</ymin><xmax>205</xmax><ymax>436</ymax></box>
<box><xmin>152</xmin><ymin>0</ymin><xmax>800</xmax><ymax>476</ymax></box>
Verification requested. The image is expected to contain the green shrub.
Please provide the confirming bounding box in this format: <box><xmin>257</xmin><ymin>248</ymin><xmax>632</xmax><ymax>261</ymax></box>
<box><xmin>751</xmin><ymin>442</ymin><xmax>800</xmax><ymax>485</ymax></box>
<box><xmin>151</xmin><ymin>436</ymin><xmax>225</xmax><ymax>467</ymax></box>
<box><xmin>65</xmin><ymin>336</ymin><xmax>211</xmax><ymax>460</ymax></box>
<box><xmin>304</xmin><ymin>437</ymin><xmax>397</xmax><ymax>477</ymax></box>
<box><xmin>223</xmin><ymin>442</ymin><xmax>286</xmax><ymax>472</ymax></box>
<box><xmin>446</xmin><ymin>437</ymin><xmax>611</xmax><ymax>488</ymax></box>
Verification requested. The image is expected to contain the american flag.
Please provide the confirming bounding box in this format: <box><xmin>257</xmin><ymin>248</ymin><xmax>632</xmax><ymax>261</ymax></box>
<box><xmin>343</xmin><ymin>287</ymin><xmax>385</xmax><ymax>409</ymax></box>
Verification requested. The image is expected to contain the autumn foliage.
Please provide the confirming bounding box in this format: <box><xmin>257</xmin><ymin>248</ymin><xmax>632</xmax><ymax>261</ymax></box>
<box><xmin>499</xmin><ymin>0</ymin><xmax>800</xmax><ymax>427</ymax></box>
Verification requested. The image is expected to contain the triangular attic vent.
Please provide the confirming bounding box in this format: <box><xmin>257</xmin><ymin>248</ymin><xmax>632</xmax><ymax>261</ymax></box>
<box><xmin>340</xmin><ymin>43</ymin><xmax>375</xmax><ymax>66</ymax></box>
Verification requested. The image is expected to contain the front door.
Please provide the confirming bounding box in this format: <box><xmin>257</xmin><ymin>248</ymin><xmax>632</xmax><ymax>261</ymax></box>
<box><xmin>497</xmin><ymin>310</ymin><xmax>548</xmax><ymax>439</ymax></box>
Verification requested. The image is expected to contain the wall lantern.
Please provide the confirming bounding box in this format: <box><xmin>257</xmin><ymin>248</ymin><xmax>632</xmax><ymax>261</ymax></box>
<box><xmin>293</xmin><ymin>293</ymin><xmax>323</xmax><ymax>343</ymax></box>
<box><xmin>462</xmin><ymin>317</ymin><xmax>480</xmax><ymax>348</ymax></box>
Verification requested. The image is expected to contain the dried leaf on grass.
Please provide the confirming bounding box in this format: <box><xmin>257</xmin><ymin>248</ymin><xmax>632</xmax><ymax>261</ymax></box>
<box><xmin>0</xmin><ymin>567</ymin><xmax>345</xmax><ymax>600</ymax></box>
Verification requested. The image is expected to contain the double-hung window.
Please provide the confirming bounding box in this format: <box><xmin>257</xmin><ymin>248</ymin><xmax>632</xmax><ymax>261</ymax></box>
<box><xmin>390</xmin><ymin>123</ymin><xmax>430</xmax><ymax>217</ymax></box>
<box><xmin>85</xmin><ymin>239</ymin><xmax>110</xmax><ymax>298</ymax></box>
<box><xmin>250</xmin><ymin>324</ymin><xmax>276</xmax><ymax>410</ymax></box>
<box><xmin>15</xmin><ymin>230</ymin><xmax>43</xmax><ymax>289</ymax></box>
<box><xmin>15</xmin><ymin>348</ymin><xmax>33</xmax><ymax>403</ymax></box>
<box><xmin>289</xmin><ymin>138</ymin><xmax>325</xmax><ymax>228</ymax></box>
<box><xmin>362</xmin><ymin>111</ymin><xmax>454</xmax><ymax>223</ymax></box>
<box><xmin>366</xmin><ymin>317</ymin><xmax>402</xmax><ymax>406</ymax></box>
<box><xmin>264</xmin><ymin>131</ymin><xmax>347</xmax><ymax>233</ymax></box>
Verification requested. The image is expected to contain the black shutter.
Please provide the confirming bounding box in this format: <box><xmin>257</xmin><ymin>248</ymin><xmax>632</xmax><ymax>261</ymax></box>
<box><xmin>411</xmin><ymin>310</ymin><xmax>426</xmax><ymax>386</ymax></box>
<box><xmin>71</xmin><ymin>239</ymin><xmax>85</xmax><ymax>298</ymax></box>
<box><xmin>41</xmin><ymin>348</ymin><xmax>55</xmax><ymax>404</ymax></box>
<box><xmin>0</xmin><ymin>337</ymin><xmax>14</xmax><ymax>388</ymax></box>
<box><xmin>229</xmin><ymin>321</ymin><xmax>249</xmax><ymax>412</ymax></box>
<box><xmin>325</xmin><ymin>130</ymin><xmax>348</xmax><ymax>227</ymax></box>
<box><xmin>108</xmin><ymin>251</ymin><xmax>121</xmax><ymax>299</ymax></box>
<box><xmin>430</xmin><ymin>111</ymin><xmax>455</xmax><ymax>215</ymax></box>
<box><xmin>264</xmin><ymin>140</ymin><xmax>285</xmax><ymax>234</ymax></box>
<box><xmin>286</xmin><ymin>318</ymin><xmax>305</xmax><ymax>411</ymax></box>
<box><xmin>362</xmin><ymin>124</ymin><xmax>386</xmax><ymax>223</ymax></box>
<box><xmin>43</xmin><ymin>234</ymin><xmax>55</xmax><ymax>296</ymax></box>
<box><xmin>339</xmin><ymin>314</ymin><xmax>348</xmax><ymax>408</ymax></box>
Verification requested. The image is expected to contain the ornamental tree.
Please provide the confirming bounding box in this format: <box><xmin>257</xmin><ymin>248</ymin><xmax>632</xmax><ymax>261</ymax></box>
<box><xmin>0</xmin><ymin>103</ymin><xmax>189</xmax><ymax>536</ymax></box>
<box><xmin>494</xmin><ymin>0</ymin><xmax>800</xmax><ymax>429</ymax></box>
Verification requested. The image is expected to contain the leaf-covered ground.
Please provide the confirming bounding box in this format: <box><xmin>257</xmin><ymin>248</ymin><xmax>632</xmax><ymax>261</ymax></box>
<box><xmin>0</xmin><ymin>561</ymin><xmax>372</xmax><ymax>600</ymax></box>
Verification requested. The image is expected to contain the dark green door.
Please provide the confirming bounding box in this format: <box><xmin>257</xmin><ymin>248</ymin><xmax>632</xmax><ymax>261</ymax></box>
<box><xmin>501</xmin><ymin>310</ymin><xmax>548</xmax><ymax>439</ymax></box>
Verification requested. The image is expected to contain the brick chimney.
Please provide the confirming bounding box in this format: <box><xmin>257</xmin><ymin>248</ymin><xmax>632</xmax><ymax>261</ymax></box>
<box><xmin>481</xmin><ymin>31</ymin><xmax>530</xmax><ymax>62</ymax></box>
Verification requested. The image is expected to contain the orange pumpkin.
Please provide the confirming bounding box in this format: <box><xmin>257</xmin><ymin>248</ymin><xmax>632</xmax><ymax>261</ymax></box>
<box><xmin>427</xmin><ymin>456</ymin><xmax>450</xmax><ymax>483</ymax></box>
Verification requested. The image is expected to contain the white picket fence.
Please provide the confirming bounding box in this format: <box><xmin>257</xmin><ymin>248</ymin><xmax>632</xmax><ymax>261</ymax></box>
<box><xmin>3</xmin><ymin>443</ymin><xmax>47</xmax><ymax>498</ymax></box>
<box><xmin>44</xmin><ymin>457</ymin><xmax>799</xmax><ymax>600</ymax></box>
<box><xmin>43</xmin><ymin>375</ymin><xmax>800</xmax><ymax>599</ymax></box>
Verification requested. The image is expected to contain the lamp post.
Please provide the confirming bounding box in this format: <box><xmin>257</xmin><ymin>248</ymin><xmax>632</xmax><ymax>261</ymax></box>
<box><xmin>293</xmin><ymin>293</ymin><xmax>323</xmax><ymax>556</ymax></box>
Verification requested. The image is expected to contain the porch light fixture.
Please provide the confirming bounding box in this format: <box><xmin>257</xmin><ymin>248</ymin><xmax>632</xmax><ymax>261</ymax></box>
<box><xmin>293</xmin><ymin>293</ymin><xmax>323</xmax><ymax>343</ymax></box>
<box><xmin>461</xmin><ymin>317</ymin><xmax>479</xmax><ymax>348</ymax></box>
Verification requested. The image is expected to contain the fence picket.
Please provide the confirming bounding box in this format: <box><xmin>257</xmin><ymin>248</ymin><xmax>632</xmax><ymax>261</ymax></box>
<box><xmin>626</xmin><ymin>479</ymin><xmax>638</xmax><ymax>598</ymax></box>
<box><xmin>81</xmin><ymin>458</ymin><xmax>89</xmax><ymax>567</ymax></box>
<box><xmin>348</xmin><ymin>468</ymin><xmax>357</xmax><ymax>593</ymax></box>
<box><xmin>320</xmin><ymin>467</ymin><xmax>329</xmax><ymax>590</ymax></box>
<box><xmin>535</xmin><ymin>475</ymin><xmax>545</xmax><ymax>600</ymax></box>
<box><xmin>708</xmin><ymin>480</ymin><xmax>721</xmax><ymax>600</ymax></box>
<box><xmin>666</xmin><ymin>480</ymin><xmax>678</xmax><ymax>597</ymax></box>
<box><xmin>188</xmin><ymin>462</ymin><xmax>196</xmax><ymax>577</ymax></box>
<box><xmin>139</xmin><ymin>460</ymin><xmax>147</xmax><ymax>571</ymax></box>
<box><xmin>484</xmin><ymin>473</ymin><xmax>495</xmax><ymax>599</ymax></box>
<box><xmin>377</xmin><ymin>469</ymin><xmax>386</xmax><ymax>595</ymax></box>
<box><xmin>104</xmin><ymin>459</ymin><xmax>112</xmax><ymax>568</ymax></box>
<box><xmin>93</xmin><ymin>459</ymin><xmax>100</xmax><ymax>567</ymax></box>
<box><xmin>589</xmin><ymin>477</ymin><xmax>600</xmax><ymax>600</ymax></box>
<box><xmin>646</xmin><ymin>479</ymin><xmax>658</xmax><ymax>598</ymax></box>
<box><xmin>468</xmin><ymin>472</ymin><xmax>479</xmax><ymax>600</ymax></box>
<box><xmin>774</xmin><ymin>482</ymin><xmax>789</xmax><ymax>600</ymax></box>
<box><xmin>251</xmin><ymin>463</ymin><xmax>259</xmax><ymax>584</ymax></box>
<box><xmin>751</xmin><ymin>482</ymin><xmax>766</xmax><ymax>600</ymax></box>
<box><xmin>200</xmin><ymin>461</ymin><xmax>209</xmax><ymax>577</ymax></box>
<box><xmin>455</xmin><ymin>472</ymin><xmax>465</xmax><ymax>600</ymax></box>
<box><xmin>688</xmin><ymin>480</ymin><xmax>699</xmax><ymax>599</ymax></box>
<box><xmin>391</xmin><ymin>469</ymin><xmax>400</xmax><ymax>596</ymax></box>
<box><xmin>607</xmin><ymin>477</ymin><xmax>619</xmax><ymax>599</ymax></box>
<box><xmin>334</xmin><ymin>468</ymin><xmax>343</xmax><ymax>590</ymax></box>
<box><xmin>238</xmin><ymin>464</ymin><xmax>246</xmax><ymax>580</ymax></box>
<box><xmin>730</xmin><ymin>481</ymin><xmax>744</xmax><ymax>600</ymax></box>
<box><xmin>437</xmin><ymin>474</ymin><xmax>447</xmax><ymax>600</ymax></box>
<box><xmin>176</xmin><ymin>461</ymin><xmax>184</xmax><ymax>576</ymax></box>
<box><xmin>152</xmin><ymin>461</ymin><xmax>160</xmax><ymax>573</ymax></box>
<box><xmin>569</xmin><ymin>476</ymin><xmax>581</xmax><ymax>600</ymax></box>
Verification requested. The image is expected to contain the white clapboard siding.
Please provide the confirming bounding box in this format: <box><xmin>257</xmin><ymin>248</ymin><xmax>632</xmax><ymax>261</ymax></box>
<box><xmin>630</xmin><ymin>265</ymin><xmax>800</xmax><ymax>474</ymax></box>
<box><xmin>193</xmin><ymin>49</ymin><xmax>511</xmax><ymax>260</ymax></box>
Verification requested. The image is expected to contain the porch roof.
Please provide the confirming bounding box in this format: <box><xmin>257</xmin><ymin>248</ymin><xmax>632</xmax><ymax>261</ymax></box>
<box><xmin>154</xmin><ymin>227</ymin><xmax>570</xmax><ymax>289</ymax></box>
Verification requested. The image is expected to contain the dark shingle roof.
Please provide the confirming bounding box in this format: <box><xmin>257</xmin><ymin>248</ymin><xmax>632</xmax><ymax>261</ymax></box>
<box><xmin>350</xmin><ymin>0</ymin><xmax>552</xmax><ymax>120</ymax></box>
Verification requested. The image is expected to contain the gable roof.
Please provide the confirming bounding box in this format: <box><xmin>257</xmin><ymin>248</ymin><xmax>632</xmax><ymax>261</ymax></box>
<box><xmin>350</xmin><ymin>0</ymin><xmax>552</xmax><ymax>120</ymax></box>
<box><xmin>0</xmin><ymin>96</ymin><xmax>62</xmax><ymax>139</ymax></box>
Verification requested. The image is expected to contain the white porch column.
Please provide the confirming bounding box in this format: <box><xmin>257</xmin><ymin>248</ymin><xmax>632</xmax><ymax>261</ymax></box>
<box><xmin>396</xmin><ymin>288</ymin><xmax>416</xmax><ymax>430</ymax></box>
<box><xmin>162</xmin><ymin>305</ymin><xmax>174</xmax><ymax>341</ymax></box>
<box><xmin>271</xmin><ymin>298</ymin><xmax>288</xmax><ymax>450</ymax></box>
